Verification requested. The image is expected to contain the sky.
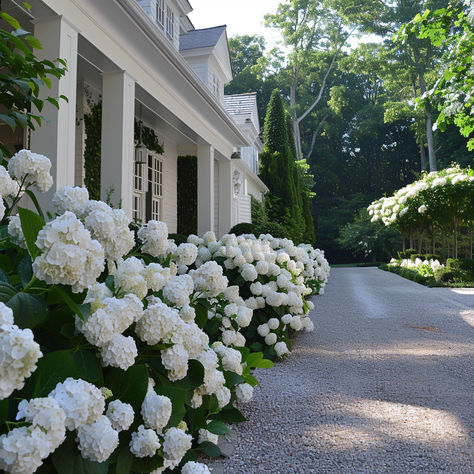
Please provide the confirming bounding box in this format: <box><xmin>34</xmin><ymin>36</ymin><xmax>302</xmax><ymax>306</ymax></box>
<box><xmin>188</xmin><ymin>0</ymin><xmax>283</xmax><ymax>50</ymax></box>
<box><xmin>188</xmin><ymin>1</ymin><xmax>382</xmax><ymax>52</ymax></box>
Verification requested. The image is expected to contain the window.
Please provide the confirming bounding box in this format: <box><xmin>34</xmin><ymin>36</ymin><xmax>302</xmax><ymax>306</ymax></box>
<box><xmin>212</xmin><ymin>73</ymin><xmax>220</xmax><ymax>98</ymax></box>
<box><xmin>156</xmin><ymin>0</ymin><xmax>165</xmax><ymax>28</ymax></box>
<box><xmin>166</xmin><ymin>6</ymin><xmax>174</xmax><ymax>39</ymax></box>
<box><xmin>133</xmin><ymin>163</ymin><xmax>145</xmax><ymax>222</ymax></box>
<box><xmin>147</xmin><ymin>154</ymin><xmax>163</xmax><ymax>221</ymax></box>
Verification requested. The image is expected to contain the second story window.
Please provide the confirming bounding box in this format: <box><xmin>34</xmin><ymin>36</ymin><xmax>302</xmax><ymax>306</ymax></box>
<box><xmin>156</xmin><ymin>0</ymin><xmax>165</xmax><ymax>29</ymax></box>
<box><xmin>166</xmin><ymin>6</ymin><xmax>174</xmax><ymax>39</ymax></box>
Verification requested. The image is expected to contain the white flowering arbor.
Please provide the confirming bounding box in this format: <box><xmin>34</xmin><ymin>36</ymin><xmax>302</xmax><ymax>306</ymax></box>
<box><xmin>0</xmin><ymin>150</ymin><xmax>330</xmax><ymax>473</ymax></box>
<box><xmin>368</xmin><ymin>166</ymin><xmax>474</xmax><ymax>258</ymax></box>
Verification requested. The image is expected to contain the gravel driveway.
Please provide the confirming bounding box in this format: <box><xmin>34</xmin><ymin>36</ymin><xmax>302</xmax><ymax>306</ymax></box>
<box><xmin>210</xmin><ymin>267</ymin><xmax>474</xmax><ymax>474</ymax></box>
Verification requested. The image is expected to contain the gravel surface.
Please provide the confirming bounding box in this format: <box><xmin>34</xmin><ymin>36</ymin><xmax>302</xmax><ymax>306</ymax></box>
<box><xmin>210</xmin><ymin>267</ymin><xmax>474</xmax><ymax>474</ymax></box>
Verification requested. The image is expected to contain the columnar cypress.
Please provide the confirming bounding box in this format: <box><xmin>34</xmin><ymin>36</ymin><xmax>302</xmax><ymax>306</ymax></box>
<box><xmin>260</xmin><ymin>89</ymin><xmax>302</xmax><ymax>242</ymax></box>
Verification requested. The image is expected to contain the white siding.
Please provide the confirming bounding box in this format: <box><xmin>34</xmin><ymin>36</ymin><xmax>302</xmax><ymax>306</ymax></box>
<box><xmin>214</xmin><ymin>160</ymin><xmax>219</xmax><ymax>235</ymax></box>
<box><xmin>161</xmin><ymin>136</ymin><xmax>178</xmax><ymax>233</ymax></box>
<box><xmin>182</xmin><ymin>56</ymin><xmax>209</xmax><ymax>86</ymax></box>
<box><xmin>247</xmin><ymin>178</ymin><xmax>264</xmax><ymax>202</ymax></box>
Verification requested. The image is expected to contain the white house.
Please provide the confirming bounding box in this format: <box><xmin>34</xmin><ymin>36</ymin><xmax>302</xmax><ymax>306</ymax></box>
<box><xmin>2</xmin><ymin>0</ymin><xmax>267</xmax><ymax>236</ymax></box>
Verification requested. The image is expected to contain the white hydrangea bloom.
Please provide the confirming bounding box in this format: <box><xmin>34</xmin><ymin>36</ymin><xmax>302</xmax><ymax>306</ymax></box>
<box><xmin>221</xmin><ymin>329</ymin><xmax>237</xmax><ymax>346</ymax></box>
<box><xmin>220</xmin><ymin>347</ymin><xmax>242</xmax><ymax>374</ymax></box>
<box><xmin>101</xmin><ymin>334</ymin><xmax>137</xmax><ymax>370</ymax></box>
<box><xmin>241</xmin><ymin>263</ymin><xmax>258</xmax><ymax>282</ymax></box>
<box><xmin>215</xmin><ymin>386</ymin><xmax>231</xmax><ymax>408</ymax></box>
<box><xmin>76</xmin><ymin>415</ymin><xmax>119</xmax><ymax>462</ymax></box>
<box><xmin>83</xmin><ymin>202</ymin><xmax>135</xmax><ymax>261</ymax></box>
<box><xmin>161</xmin><ymin>343</ymin><xmax>189</xmax><ymax>381</ymax></box>
<box><xmin>83</xmin><ymin>282</ymin><xmax>113</xmax><ymax>313</ymax></box>
<box><xmin>142</xmin><ymin>263</ymin><xmax>171</xmax><ymax>292</ymax></box>
<box><xmin>141</xmin><ymin>389</ymin><xmax>172</xmax><ymax>432</ymax></box>
<box><xmin>81</xmin><ymin>294</ymin><xmax>143</xmax><ymax>347</ymax></box>
<box><xmin>274</xmin><ymin>341</ymin><xmax>289</xmax><ymax>357</ymax></box>
<box><xmin>190</xmin><ymin>261</ymin><xmax>228</xmax><ymax>297</ymax></box>
<box><xmin>106</xmin><ymin>400</ymin><xmax>134</xmax><ymax>432</ymax></box>
<box><xmin>163</xmin><ymin>427</ymin><xmax>192</xmax><ymax>461</ymax></box>
<box><xmin>181</xmin><ymin>322</ymin><xmax>209</xmax><ymax>359</ymax></box>
<box><xmin>130</xmin><ymin>425</ymin><xmax>161</xmax><ymax>458</ymax></box>
<box><xmin>198</xmin><ymin>428</ymin><xmax>219</xmax><ymax>445</ymax></box>
<box><xmin>0</xmin><ymin>426</ymin><xmax>50</xmax><ymax>474</ymax></box>
<box><xmin>136</xmin><ymin>302</ymin><xmax>182</xmax><ymax>345</ymax></box>
<box><xmin>7</xmin><ymin>215</ymin><xmax>26</xmax><ymax>249</ymax></box>
<box><xmin>281</xmin><ymin>313</ymin><xmax>292</xmax><ymax>325</ymax></box>
<box><xmin>114</xmin><ymin>257</ymin><xmax>148</xmax><ymax>299</ymax></box>
<box><xmin>257</xmin><ymin>323</ymin><xmax>270</xmax><ymax>338</ymax></box>
<box><xmin>163</xmin><ymin>274</ymin><xmax>194</xmax><ymax>306</ymax></box>
<box><xmin>223</xmin><ymin>285</ymin><xmax>240</xmax><ymax>303</ymax></box>
<box><xmin>182</xmin><ymin>461</ymin><xmax>211</xmax><ymax>474</ymax></box>
<box><xmin>8</xmin><ymin>149</ymin><xmax>53</xmax><ymax>192</ymax></box>
<box><xmin>33</xmin><ymin>212</ymin><xmax>104</xmax><ymax>293</ymax></box>
<box><xmin>176</xmin><ymin>243</ymin><xmax>198</xmax><ymax>266</ymax></box>
<box><xmin>235</xmin><ymin>383</ymin><xmax>254</xmax><ymax>403</ymax></box>
<box><xmin>179</xmin><ymin>305</ymin><xmax>196</xmax><ymax>323</ymax></box>
<box><xmin>290</xmin><ymin>316</ymin><xmax>303</xmax><ymax>331</ymax></box>
<box><xmin>0</xmin><ymin>318</ymin><xmax>42</xmax><ymax>399</ymax></box>
<box><xmin>49</xmin><ymin>378</ymin><xmax>105</xmax><ymax>430</ymax></box>
<box><xmin>0</xmin><ymin>165</ymin><xmax>19</xmax><ymax>197</ymax></box>
<box><xmin>52</xmin><ymin>186</ymin><xmax>89</xmax><ymax>215</ymax></box>
<box><xmin>267</xmin><ymin>318</ymin><xmax>280</xmax><ymax>330</ymax></box>
<box><xmin>264</xmin><ymin>332</ymin><xmax>277</xmax><ymax>346</ymax></box>
<box><xmin>137</xmin><ymin>220</ymin><xmax>168</xmax><ymax>257</ymax></box>
<box><xmin>16</xmin><ymin>397</ymin><xmax>66</xmax><ymax>451</ymax></box>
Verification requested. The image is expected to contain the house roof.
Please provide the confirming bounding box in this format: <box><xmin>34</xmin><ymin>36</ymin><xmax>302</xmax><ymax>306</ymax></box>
<box><xmin>223</xmin><ymin>92</ymin><xmax>257</xmax><ymax>118</ymax></box>
<box><xmin>179</xmin><ymin>25</ymin><xmax>227</xmax><ymax>51</ymax></box>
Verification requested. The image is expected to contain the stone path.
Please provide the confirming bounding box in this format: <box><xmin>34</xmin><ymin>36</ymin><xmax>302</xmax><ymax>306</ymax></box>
<box><xmin>211</xmin><ymin>267</ymin><xmax>474</xmax><ymax>473</ymax></box>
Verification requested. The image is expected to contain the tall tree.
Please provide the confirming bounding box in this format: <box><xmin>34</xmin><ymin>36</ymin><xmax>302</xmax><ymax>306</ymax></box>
<box><xmin>260</xmin><ymin>89</ymin><xmax>303</xmax><ymax>242</ymax></box>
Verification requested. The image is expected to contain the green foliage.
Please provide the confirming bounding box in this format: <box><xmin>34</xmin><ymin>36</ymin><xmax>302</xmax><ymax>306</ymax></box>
<box><xmin>136</xmin><ymin>121</ymin><xmax>164</xmax><ymax>155</ymax></box>
<box><xmin>83</xmin><ymin>101</ymin><xmax>102</xmax><ymax>200</ymax></box>
<box><xmin>255</xmin><ymin>221</ymin><xmax>287</xmax><ymax>238</ymax></box>
<box><xmin>177</xmin><ymin>156</ymin><xmax>197</xmax><ymax>235</ymax></box>
<box><xmin>338</xmin><ymin>208</ymin><xmax>402</xmax><ymax>262</ymax></box>
<box><xmin>400</xmin><ymin>1</ymin><xmax>474</xmax><ymax>150</ymax></box>
<box><xmin>250</xmin><ymin>196</ymin><xmax>267</xmax><ymax>228</ymax></box>
<box><xmin>168</xmin><ymin>233</ymin><xmax>189</xmax><ymax>245</ymax></box>
<box><xmin>229</xmin><ymin>222</ymin><xmax>257</xmax><ymax>236</ymax></box>
<box><xmin>0</xmin><ymin>9</ymin><xmax>67</xmax><ymax>158</ymax></box>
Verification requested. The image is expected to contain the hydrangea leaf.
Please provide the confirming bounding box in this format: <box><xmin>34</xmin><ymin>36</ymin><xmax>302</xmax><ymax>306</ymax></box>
<box><xmin>198</xmin><ymin>441</ymin><xmax>223</xmax><ymax>458</ymax></box>
<box><xmin>206</xmin><ymin>419</ymin><xmax>230</xmax><ymax>435</ymax></box>
<box><xmin>18</xmin><ymin>207</ymin><xmax>45</xmax><ymax>259</ymax></box>
<box><xmin>105</xmin><ymin>365</ymin><xmax>148</xmax><ymax>411</ymax></box>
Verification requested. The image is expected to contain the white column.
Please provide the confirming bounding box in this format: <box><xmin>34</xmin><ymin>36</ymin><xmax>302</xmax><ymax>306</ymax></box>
<box><xmin>197</xmin><ymin>144</ymin><xmax>214</xmax><ymax>235</ymax></box>
<box><xmin>101</xmin><ymin>71</ymin><xmax>135</xmax><ymax>216</ymax></box>
<box><xmin>30</xmin><ymin>16</ymin><xmax>78</xmax><ymax>207</ymax></box>
<box><xmin>218</xmin><ymin>159</ymin><xmax>232</xmax><ymax>237</ymax></box>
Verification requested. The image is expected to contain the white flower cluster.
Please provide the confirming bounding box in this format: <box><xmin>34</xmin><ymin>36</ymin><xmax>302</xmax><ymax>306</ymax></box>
<box><xmin>137</xmin><ymin>220</ymin><xmax>169</xmax><ymax>257</ymax></box>
<box><xmin>82</xmin><ymin>200</ymin><xmax>135</xmax><ymax>261</ymax></box>
<box><xmin>33</xmin><ymin>211</ymin><xmax>105</xmax><ymax>293</ymax></box>
<box><xmin>8</xmin><ymin>149</ymin><xmax>53</xmax><ymax>192</ymax></box>
<box><xmin>0</xmin><ymin>302</ymin><xmax>42</xmax><ymax>399</ymax></box>
<box><xmin>0</xmin><ymin>378</ymin><xmax>131</xmax><ymax>472</ymax></box>
<box><xmin>52</xmin><ymin>185</ymin><xmax>90</xmax><ymax>215</ymax></box>
<box><xmin>0</xmin><ymin>397</ymin><xmax>66</xmax><ymax>473</ymax></box>
<box><xmin>78</xmin><ymin>292</ymin><xmax>143</xmax><ymax>369</ymax></box>
<box><xmin>7</xmin><ymin>216</ymin><xmax>26</xmax><ymax>249</ymax></box>
<box><xmin>0</xmin><ymin>165</ymin><xmax>19</xmax><ymax>197</ymax></box>
<box><xmin>368</xmin><ymin>166</ymin><xmax>473</xmax><ymax>226</ymax></box>
<box><xmin>188</xmin><ymin>232</ymin><xmax>329</xmax><ymax>353</ymax></box>
<box><xmin>388</xmin><ymin>257</ymin><xmax>444</xmax><ymax>278</ymax></box>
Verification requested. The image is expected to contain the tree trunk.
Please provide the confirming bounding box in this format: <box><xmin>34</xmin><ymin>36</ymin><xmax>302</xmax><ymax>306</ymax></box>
<box><xmin>419</xmin><ymin>142</ymin><xmax>426</xmax><ymax>172</ymax></box>
<box><xmin>403</xmin><ymin>236</ymin><xmax>406</xmax><ymax>252</ymax></box>
<box><xmin>432</xmin><ymin>227</ymin><xmax>436</xmax><ymax>255</ymax></box>
<box><xmin>453</xmin><ymin>216</ymin><xmax>458</xmax><ymax>259</ymax></box>
<box><xmin>409</xmin><ymin>228</ymin><xmax>414</xmax><ymax>249</ymax></box>
<box><xmin>418</xmin><ymin>224</ymin><xmax>423</xmax><ymax>253</ymax></box>
<box><xmin>418</xmin><ymin>70</ymin><xmax>437</xmax><ymax>171</ymax></box>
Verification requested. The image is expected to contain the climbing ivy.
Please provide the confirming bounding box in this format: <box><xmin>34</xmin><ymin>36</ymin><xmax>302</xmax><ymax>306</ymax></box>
<box><xmin>83</xmin><ymin>101</ymin><xmax>102</xmax><ymax>200</ymax></box>
<box><xmin>83</xmin><ymin>100</ymin><xmax>164</xmax><ymax>201</ymax></box>
<box><xmin>177</xmin><ymin>155</ymin><xmax>197</xmax><ymax>235</ymax></box>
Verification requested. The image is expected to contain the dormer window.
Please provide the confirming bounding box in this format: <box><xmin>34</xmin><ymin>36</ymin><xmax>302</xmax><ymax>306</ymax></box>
<box><xmin>156</xmin><ymin>0</ymin><xmax>165</xmax><ymax>29</ymax></box>
<box><xmin>166</xmin><ymin>6</ymin><xmax>174</xmax><ymax>39</ymax></box>
<box><xmin>212</xmin><ymin>73</ymin><xmax>220</xmax><ymax>98</ymax></box>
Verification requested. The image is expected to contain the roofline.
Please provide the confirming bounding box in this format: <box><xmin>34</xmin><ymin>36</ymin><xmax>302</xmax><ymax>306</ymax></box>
<box><xmin>116</xmin><ymin>0</ymin><xmax>249</xmax><ymax>147</ymax></box>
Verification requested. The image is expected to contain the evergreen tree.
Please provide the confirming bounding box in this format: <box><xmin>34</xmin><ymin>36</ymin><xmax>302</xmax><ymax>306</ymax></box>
<box><xmin>260</xmin><ymin>89</ymin><xmax>302</xmax><ymax>242</ymax></box>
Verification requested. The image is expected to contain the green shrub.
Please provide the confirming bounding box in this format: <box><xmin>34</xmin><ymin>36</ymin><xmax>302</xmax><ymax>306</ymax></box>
<box><xmin>177</xmin><ymin>156</ymin><xmax>197</xmax><ymax>235</ymax></box>
<box><xmin>251</xmin><ymin>196</ymin><xmax>267</xmax><ymax>227</ymax></box>
<box><xmin>229</xmin><ymin>222</ymin><xmax>257</xmax><ymax>236</ymax></box>
<box><xmin>410</xmin><ymin>253</ymin><xmax>441</xmax><ymax>262</ymax></box>
<box><xmin>435</xmin><ymin>267</ymin><xmax>456</xmax><ymax>283</ymax></box>
<box><xmin>397</xmin><ymin>249</ymin><xmax>417</xmax><ymax>259</ymax></box>
<box><xmin>256</xmin><ymin>221</ymin><xmax>287</xmax><ymax>238</ymax></box>
<box><xmin>168</xmin><ymin>233</ymin><xmax>188</xmax><ymax>245</ymax></box>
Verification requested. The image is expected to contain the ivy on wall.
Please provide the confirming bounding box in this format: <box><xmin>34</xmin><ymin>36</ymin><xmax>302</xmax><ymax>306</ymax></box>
<box><xmin>177</xmin><ymin>155</ymin><xmax>197</xmax><ymax>235</ymax></box>
<box><xmin>82</xmin><ymin>100</ymin><xmax>164</xmax><ymax>201</ymax></box>
<box><xmin>83</xmin><ymin>101</ymin><xmax>102</xmax><ymax>200</ymax></box>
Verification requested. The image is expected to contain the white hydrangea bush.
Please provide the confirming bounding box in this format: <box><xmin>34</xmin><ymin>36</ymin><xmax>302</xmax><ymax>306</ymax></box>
<box><xmin>0</xmin><ymin>150</ymin><xmax>329</xmax><ymax>473</ymax></box>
